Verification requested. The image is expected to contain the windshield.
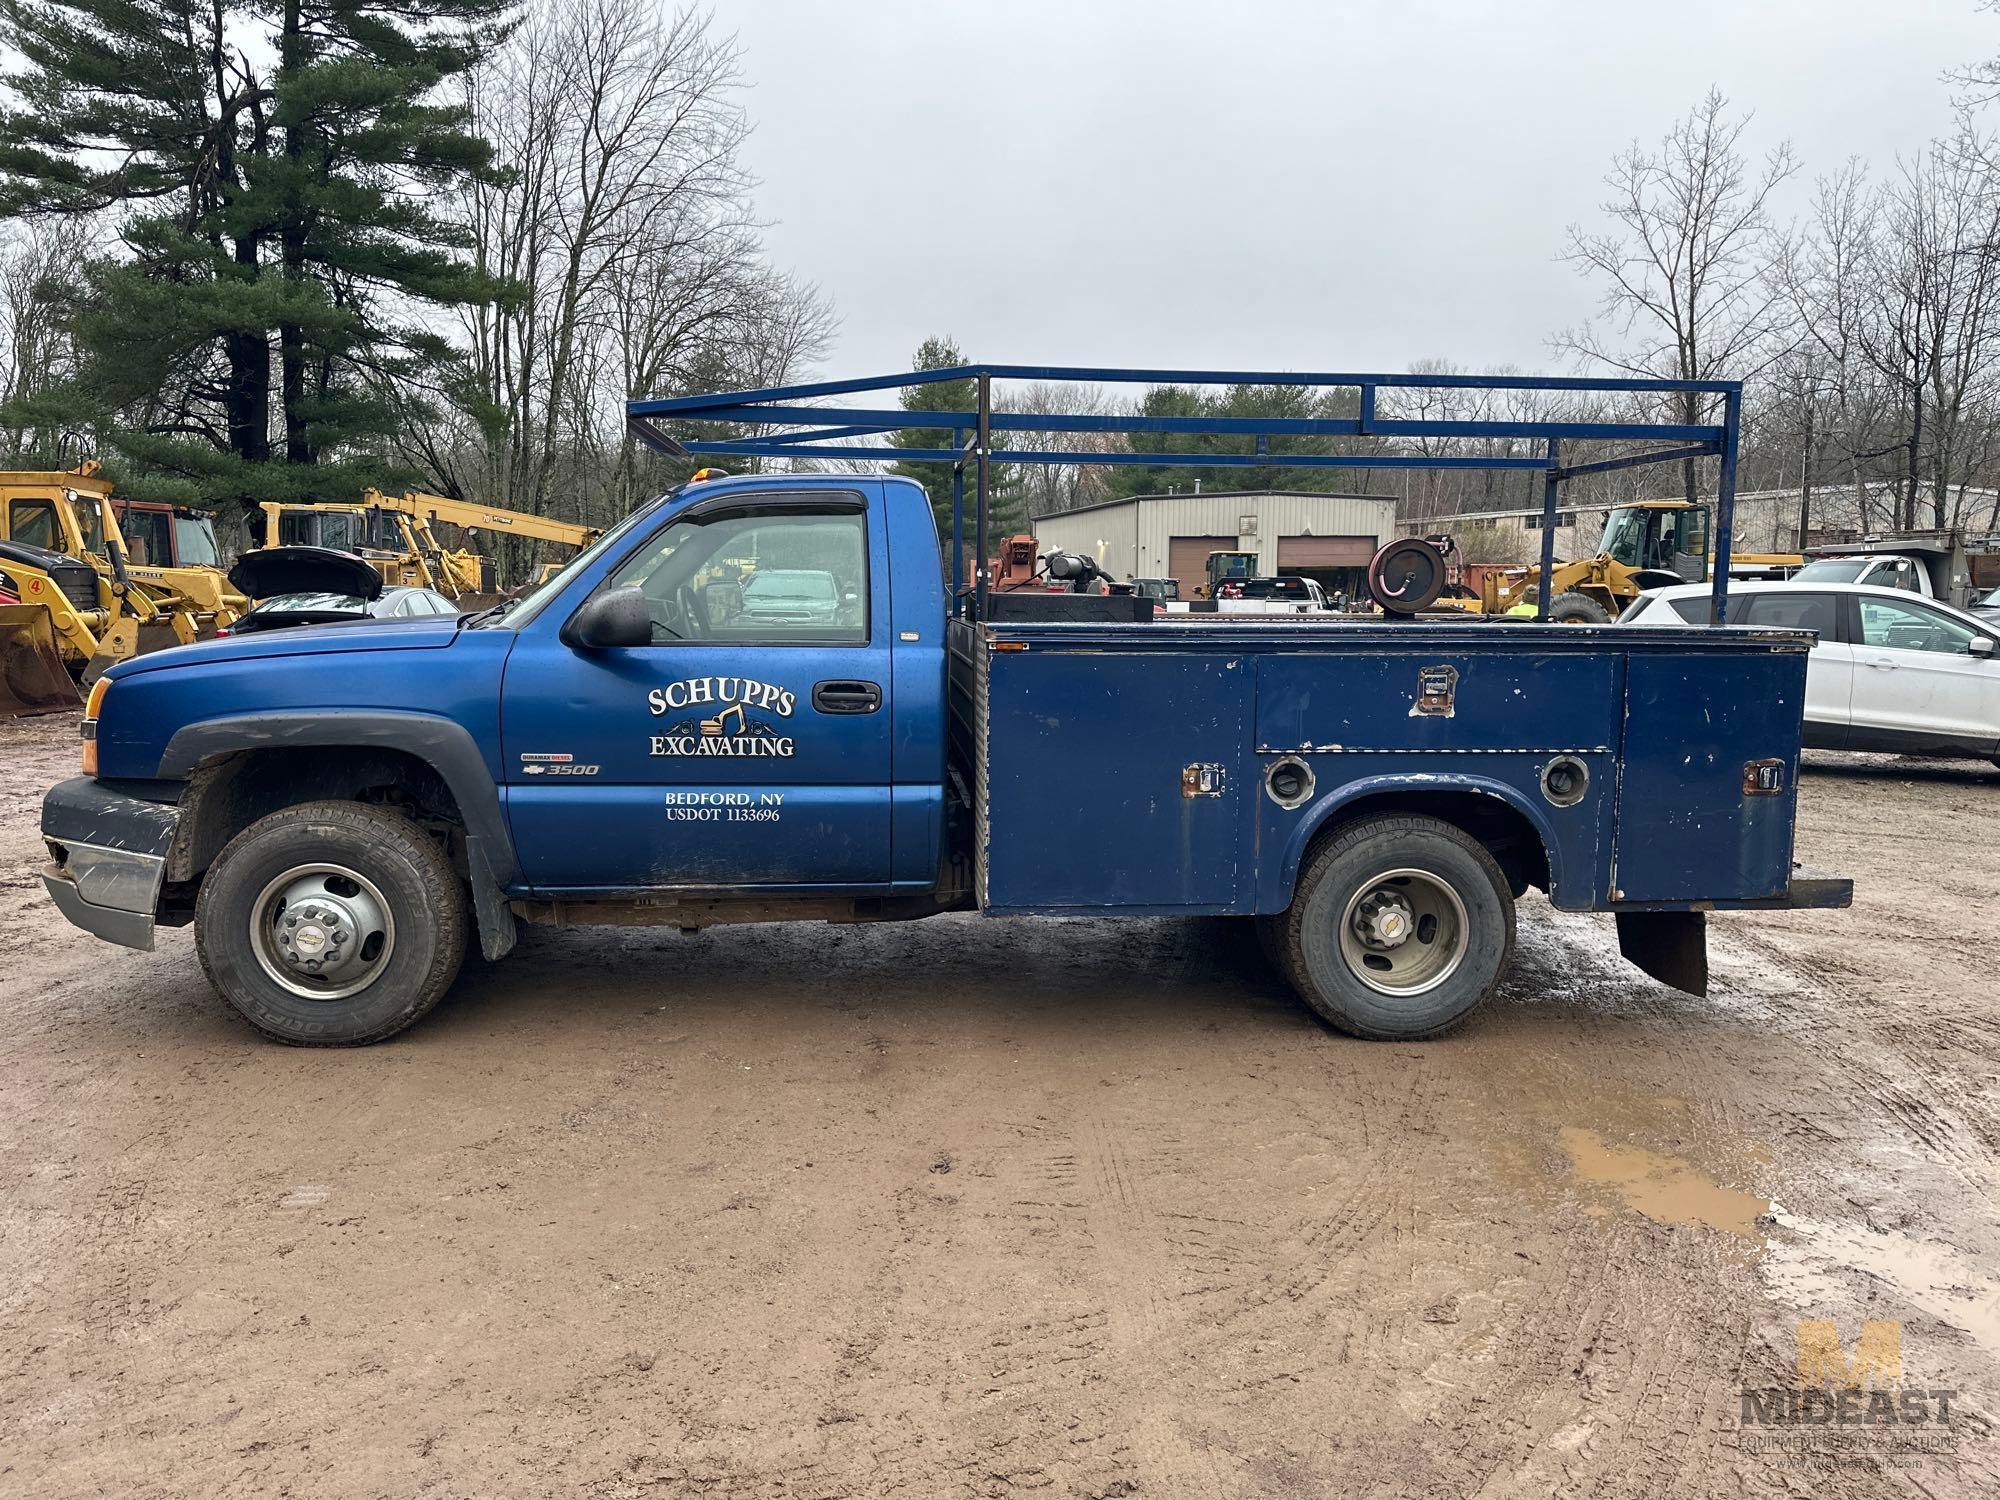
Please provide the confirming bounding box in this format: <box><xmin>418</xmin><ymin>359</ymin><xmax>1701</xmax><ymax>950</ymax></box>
<box><xmin>250</xmin><ymin>592</ymin><xmax>370</xmax><ymax>614</ymax></box>
<box><xmin>744</xmin><ymin>570</ymin><xmax>836</xmax><ymax>602</ymax></box>
<box><xmin>173</xmin><ymin>515</ymin><xmax>220</xmax><ymax>567</ymax></box>
<box><xmin>1792</xmin><ymin>558</ymin><xmax>1870</xmax><ymax>584</ymax></box>
<box><xmin>74</xmin><ymin>495</ymin><xmax>105</xmax><ymax>556</ymax></box>
<box><xmin>498</xmin><ymin>494</ymin><xmax>669</xmax><ymax>628</ymax></box>
<box><xmin>278</xmin><ymin>510</ymin><xmax>365</xmax><ymax>552</ymax></box>
<box><xmin>1980</xmin><ymin>586</ymin><xmax>2000</xmax><ymax>607</ymax></box>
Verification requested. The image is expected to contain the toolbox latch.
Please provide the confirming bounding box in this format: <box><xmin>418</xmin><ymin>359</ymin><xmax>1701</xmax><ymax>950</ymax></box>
<box><xmin>1182</xmin><ymin>764</ymin><xmax>1227</xmax><ymax>798</ymax></box>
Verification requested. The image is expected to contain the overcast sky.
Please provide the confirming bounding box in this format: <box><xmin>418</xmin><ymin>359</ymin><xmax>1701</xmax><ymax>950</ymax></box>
<box><xmin>717</xmin><ymin>0</ymin><xmax>1992</xmax><ymax>384</ymax></box>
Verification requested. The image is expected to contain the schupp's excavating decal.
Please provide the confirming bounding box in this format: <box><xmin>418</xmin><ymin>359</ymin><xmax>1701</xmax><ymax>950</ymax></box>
<box><xmin>648</xmin><ymin>676</ymin><xmax>796</xmax><ymax>758</ymax></box>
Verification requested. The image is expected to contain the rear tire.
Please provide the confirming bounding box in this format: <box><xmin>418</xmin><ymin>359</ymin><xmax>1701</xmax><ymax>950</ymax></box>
<box><xmin>195</xmin><ymin>800</ymin><xmax>467</xmax><ymax>1046</ymax></box>
<box><xmin>1275</xmin><ymin>814</ymin><xmax>1514</xmax><ymax>1040</ymax></box>
<box><xmin>1545</xmin><ymin>590</ymin><xmax>1612</xmax><ymax>624</ymax></box>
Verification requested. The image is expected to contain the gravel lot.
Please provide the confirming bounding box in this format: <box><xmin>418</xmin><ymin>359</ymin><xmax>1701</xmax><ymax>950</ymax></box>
<box><xmin>1</xmin><ymin>711</ymin><xmax>1996</xmax><ymax>1498</ymax></box>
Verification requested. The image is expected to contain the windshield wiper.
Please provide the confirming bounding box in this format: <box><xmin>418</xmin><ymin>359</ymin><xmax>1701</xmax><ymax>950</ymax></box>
<box><xmin>456</xmin><ymin>596</ymin><xmax>520</xmax><ymax>630</ymax></box>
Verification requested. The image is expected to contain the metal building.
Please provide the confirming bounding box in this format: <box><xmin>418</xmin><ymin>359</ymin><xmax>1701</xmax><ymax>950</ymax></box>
<box><xmin>1031</xmin><ymin>490</ymin><xmax>1396</xmax><ymax>599</ymax></box>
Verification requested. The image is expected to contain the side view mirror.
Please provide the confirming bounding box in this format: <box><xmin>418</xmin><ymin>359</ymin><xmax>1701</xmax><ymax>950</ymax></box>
<box><xmin>563</xmin><ymin>585</ymin><xmax>652</xmax><ymax>649</ymax></box>
<box><xmin>1972</xmin><ymin>636</ymin><xmax>1996</xmax><ymax>660</ymax></box>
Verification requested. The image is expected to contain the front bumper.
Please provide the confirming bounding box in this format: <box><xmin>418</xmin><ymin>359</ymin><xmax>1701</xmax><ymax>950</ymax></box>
<box><xmin>41</xmin><ymin>776</ymin><xmax>180</xmax><ymax>952</ymax></box>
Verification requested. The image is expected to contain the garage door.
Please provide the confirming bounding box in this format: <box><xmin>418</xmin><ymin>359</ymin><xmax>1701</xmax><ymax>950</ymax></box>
<box><xmin>1167</xmin><ymin>536</ymin><xmax>1239</xmax><ymax>598</ymax></box>
<box><xmin>1277</xmin><ymin>535</ymin><xmax>1376</xmax><ymax>568</ymax></box>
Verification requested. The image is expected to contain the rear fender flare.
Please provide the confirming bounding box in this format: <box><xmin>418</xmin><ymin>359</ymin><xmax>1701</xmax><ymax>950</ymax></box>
<box><xmin>1271</xmin><ymin>770</ymin><xmax>1565</xmax><ymax>909</ymax></box>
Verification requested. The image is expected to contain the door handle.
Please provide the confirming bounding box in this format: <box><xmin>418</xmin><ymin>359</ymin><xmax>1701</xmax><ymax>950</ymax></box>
<box><xmin>1865</xmin><ymin>657</ymin><xmax>1897</xmax><ymax>670</ymax></box>
<box><xmin>812</xmin><ymin>679</ymin><xmax>882</xmax><ymax>714</ymax></box>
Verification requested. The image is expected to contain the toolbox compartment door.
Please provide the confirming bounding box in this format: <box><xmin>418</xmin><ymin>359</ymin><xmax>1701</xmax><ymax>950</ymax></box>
<box><xmin>979</xmin><ymin>649</ymin><xmax>1250</xmax><ymax>911</ymax></box>
<box><xmin>1612</xmin><ymin>649</ymin><xmax>1805</xmax><ymax>902</ymax></box>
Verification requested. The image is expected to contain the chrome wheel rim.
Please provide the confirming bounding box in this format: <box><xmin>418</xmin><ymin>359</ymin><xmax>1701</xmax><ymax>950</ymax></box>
<box><xmin>1337</xmin><ymin>868</ymin><xmax>1467</xmax><ymax>997</ymax></box>
<box><xmin>249</xmin><ymin>863</ymin><xmax>397</xmax><ymax>1001</ymax></box>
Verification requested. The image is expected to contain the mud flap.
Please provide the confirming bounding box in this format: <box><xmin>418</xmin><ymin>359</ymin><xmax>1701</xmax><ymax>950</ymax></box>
<box><xmin>1616</xmin><ymin>910</ymin><xmax>1708</xmax><ymax>997</ymax></box>
<box><xmin>0</xmin><ymin>604</ymin><xmax>81</xmax><ymax>715</ymax></box>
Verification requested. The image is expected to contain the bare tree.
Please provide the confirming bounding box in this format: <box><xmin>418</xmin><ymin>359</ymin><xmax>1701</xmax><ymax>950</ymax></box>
<box><xmin>427</xmin><ymin>0</ymin><xmax>831</xmax><ymax>537</ymax></box>
<box><xmin>1556</xmin><ymin>90</ymin><xmax>1799</xmax><ymax>500</ymax></box>
<box><xmin>1857</xmin><ymin>146</ymin><xmax>2000</xmax><ymax>528</ymax></box>
<box><xmin>0</xmin><ymin>216</ymin><xmax>90</xmax><ymax>461</ymax></box>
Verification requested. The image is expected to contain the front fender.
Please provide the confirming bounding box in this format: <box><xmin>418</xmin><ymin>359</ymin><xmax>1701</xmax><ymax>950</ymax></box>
<box><xmin>159</xmin><ymin>709</ymin><xmax>520</xmax><ymax>962</ymax></box>
<box><xmin>159</xmin><ymin>708</ymin><xmax>516</xmax><ymax>886</ymax></box>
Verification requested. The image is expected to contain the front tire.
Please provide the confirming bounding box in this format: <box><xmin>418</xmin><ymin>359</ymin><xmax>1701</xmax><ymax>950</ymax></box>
<box><xmin>1545</xmin><ymin>590</ymin><xmax>1612</xmax><ymax>624</ymax></box>
<box><xmin>195</xmin><ymin>800</ymin><xmax>467</xmax><ymax>1045</ymax></box>
<box><xmin>1275</xmin><ymin>814</ymin><xmax>1514</xmax><ymax>1040</ymax></box>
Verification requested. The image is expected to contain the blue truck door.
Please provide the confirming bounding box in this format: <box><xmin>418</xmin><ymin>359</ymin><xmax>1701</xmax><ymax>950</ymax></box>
<box><xmin>500</xmin><ymin>487</ymin><xmax>895</xmax><ymax>892</ymax></box>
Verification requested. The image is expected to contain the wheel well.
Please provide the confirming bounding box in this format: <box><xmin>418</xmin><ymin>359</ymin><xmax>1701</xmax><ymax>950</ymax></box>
<box><xmin>1305</xmin><ymin>789</ymin><xmax>1551</xmax><ymax>897</ymax></box>
<box><xmin>165</xmin><ymin>746</ymin><xmax>467</xmax><ymax>885</ymax></box>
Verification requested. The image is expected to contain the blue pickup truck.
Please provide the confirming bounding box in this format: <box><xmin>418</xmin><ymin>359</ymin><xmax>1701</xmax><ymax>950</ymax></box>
<box><xmin>39</xmin><ymin>466</ymin><xmax>1850</xmax><ymax>1046</ymax></box>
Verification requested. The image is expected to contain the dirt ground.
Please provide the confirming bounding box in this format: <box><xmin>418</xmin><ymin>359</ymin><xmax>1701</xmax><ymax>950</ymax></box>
<box><xmin>1</xmin><ymin>712</ymin><xmax>1997</xmax><ymax>1499</ymax></box>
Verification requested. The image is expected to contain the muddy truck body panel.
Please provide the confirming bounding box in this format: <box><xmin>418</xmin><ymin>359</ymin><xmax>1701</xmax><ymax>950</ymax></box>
<box><xmin>41</xmin><ymin>469</ymin><xmax>1851</xmax><ymax>1045</ymax></box>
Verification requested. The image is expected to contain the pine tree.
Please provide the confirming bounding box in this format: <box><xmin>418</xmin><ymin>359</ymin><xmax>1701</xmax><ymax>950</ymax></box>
<box><xmin>0</xmin><ymin>0</ymin><xmax>513</xmax><ymax>509</ymax></box>
<box><xmin>889</xmin><ymin>335</ymin><xmax>1023</xmax><ymax>553</ymax></box>
<box><xmin>1100</xmin><ymin>383</ymin><xmax>1355</xmax><ymax>500</ymax></box>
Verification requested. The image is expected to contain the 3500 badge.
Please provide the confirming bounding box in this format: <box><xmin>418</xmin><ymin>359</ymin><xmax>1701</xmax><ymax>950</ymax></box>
<box><xmin>519</xmin><ymin>753</ymin><xmax>600</xmax><ymax>777</ymax></box>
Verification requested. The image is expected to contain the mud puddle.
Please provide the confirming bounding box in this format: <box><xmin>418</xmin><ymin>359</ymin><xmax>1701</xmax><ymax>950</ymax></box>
<box><xmin>1559</xmin><ymin>1124</ymin><xmax>1769</xmax><ymax>1241</ymax></box>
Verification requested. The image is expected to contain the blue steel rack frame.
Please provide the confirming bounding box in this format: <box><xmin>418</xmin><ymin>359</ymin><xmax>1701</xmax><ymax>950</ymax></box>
<box><xmin>626</xmin><ymin>365</ymin><xmax>1743</xmax><ymax>626</ymax></box>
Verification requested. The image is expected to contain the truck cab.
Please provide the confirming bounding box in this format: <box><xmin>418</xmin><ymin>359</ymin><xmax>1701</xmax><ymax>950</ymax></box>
<box><xmin>494</xmin><ymin>474</ymin><xmax>947</xmax><ymax>892</ymax></box>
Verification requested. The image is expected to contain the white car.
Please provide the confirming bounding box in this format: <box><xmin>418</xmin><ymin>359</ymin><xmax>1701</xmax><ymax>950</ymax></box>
<box><xmin>1623</xmin><ymin>580</ymin><xmax>2000</xmax><ymax>764</ymax></box>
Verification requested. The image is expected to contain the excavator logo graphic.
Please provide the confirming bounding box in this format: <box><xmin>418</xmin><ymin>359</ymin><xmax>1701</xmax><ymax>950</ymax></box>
<box><xmin>699</xmin><ymin>703</ymin><xmax>745</xmax><ymax>737</ymax></box>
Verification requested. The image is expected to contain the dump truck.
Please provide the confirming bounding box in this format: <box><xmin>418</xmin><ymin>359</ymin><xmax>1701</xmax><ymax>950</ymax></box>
<box><xmin>254</xmin><ymin>490</ymin><xmax>600</xmax><ymax>603</ymax></box>
<box><xmin>1793</xmin><ymin>533</ymin><xmax>2000</xmax><ymax>610</ymax></box>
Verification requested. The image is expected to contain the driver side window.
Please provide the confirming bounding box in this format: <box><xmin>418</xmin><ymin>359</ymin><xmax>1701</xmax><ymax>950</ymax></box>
<box><xmin>9</xmin><ymin>499</ymin><xmax>58</xmax><ymax>552</ymax></box>
<box><xmin>603</xmin><ymin>499</ymin><xmax>869</xmax><ymax>645</ymax></box>
<box><xmin>1857</xmin><ymin>597</ymin><xmax>1979</xmax><ymax>655</ymax></box>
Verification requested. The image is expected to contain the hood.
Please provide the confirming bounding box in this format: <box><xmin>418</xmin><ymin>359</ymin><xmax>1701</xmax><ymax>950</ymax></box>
<box><xmin>105</xmin><ymin>614</ymin><xmax>459</xmax><ymax>680</ymax></box>
<box><xmin>228</xmin><ymin>546</ymin><xmax>384</xmax><ymax>601</ymax></box>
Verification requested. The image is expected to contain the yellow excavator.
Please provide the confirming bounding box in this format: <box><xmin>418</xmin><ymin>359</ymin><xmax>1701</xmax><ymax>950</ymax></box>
<box><xmin>0</xmin><ymin>465</ymin><xmax>246</xmax><ymax>715</ymax></box>
<box><xmin>254</xmin><ymin>489</ymin><xmax>600</xmax><ymax>604</ymax></box>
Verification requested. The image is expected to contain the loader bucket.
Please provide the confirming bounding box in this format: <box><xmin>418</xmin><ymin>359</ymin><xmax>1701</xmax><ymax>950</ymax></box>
<box><xmin>136</xmin><ymin>620</ymin><xmax>188</xmax><ymax>656</ymax></box>
<box><xmin>0</xmin><ymin>604</ymin><xmax>81</xmax><ymax>716</ymax></box>
<box><xmin>80</xmin><ymin>614</ymin><xmax>142</xmax><ymax>685</ymax></box>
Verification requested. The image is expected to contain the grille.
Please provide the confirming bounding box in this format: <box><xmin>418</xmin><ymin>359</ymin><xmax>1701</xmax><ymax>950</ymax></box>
<box><xmin>49</xmin><ymin>559</ymin><xmax>97</xmax><ymax>613</ymax></box>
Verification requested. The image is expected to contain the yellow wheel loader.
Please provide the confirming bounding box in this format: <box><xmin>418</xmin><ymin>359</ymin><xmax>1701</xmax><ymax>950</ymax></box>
<box><xmin>254</xmin><ymin>490</ymin><xmax>600</xmax><ymax>605</ymax></box>
<box><xmin>0</xmin><ymin>470</ymin><xmax>154</xmax><ymax>714</ymax></box>
<box><xmin>0</xmin><ymin>465</ymin><xmax>251</xmax><ymax>715</ymax></box>
<box><xmin>1465</xmin><ymin>499</ymin><xmax>1802</xmax><ymax>622</ymax></box>
<box><xmin>110</xmin><ymin>497</ymin><xmax>249</xmax><ymax>633</ymax></box>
